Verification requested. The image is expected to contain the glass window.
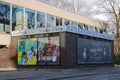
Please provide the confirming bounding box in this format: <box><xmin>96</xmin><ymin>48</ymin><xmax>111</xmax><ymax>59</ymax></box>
<box><xmin>84</xmin><ymin>24</ymin><xmax>88</xmax><ymax>30</ymax></box>
<box><xmin>100</xmin><ymin>28</ymin><xmax>103</xmax><ymax>33</ymax></box>
<box><xmin>56</xmin><ymin>17</ymin><xmax>62</xmax><ymax>26</ymax></box>
<box><xmin>64</xmin><ymin>19</ymin><xmax>70</xmax><ymax>26</ymax></box>
<box><xmin>88</xmin><ymin>26</ymin><xmax>94</xmax><ymax>31</ymax></box>
<box><xmin>71</xmin><ymin>21</ymin><xmax>77</xmax><ymax>27</ymax></box>
<box><xmin>47</xmin><ymin>14</ymin><xmax>55</xmax><ymax>27</ymax></box>
<box><xmin>25</xmin><ymin>9</ymin><xmax>35</xmax><ymax>29</ymax></box>
<box><xmin>37</xmin><ymin>12</ymin><xmax>45</xmax><ymax>28</ymax></box>
<box><xmin>95</xmin><ymin>27</ymin><xmax>98</xmax><ymax>32</ymax></box>
<box><xmin>0</xmin><ymin>2</ymin><xmax>10</xmax><ymax>33</ymax></box>
<box><xmin>12</xmin><ymin>6</ymin><xmax>24</xmax><ymax>31</ymax></box>
<box><xmin>89</xmin><ymin>26</ymin><xmax>95</xmax><ymax>31</ymax></box>
<box><xmin>78</xmin><ymin>23</ymin><xmax>83</xmax><ymax>29</ymax></box>
<box><xmin>103</xmin><ymin>28</ymin><xmax>107</xmax><ymax>33</ymax></box>
<box><xmin>97</xmin><ymin>27</ymin><xmax>100</xmax><ymax>33</ymax></box>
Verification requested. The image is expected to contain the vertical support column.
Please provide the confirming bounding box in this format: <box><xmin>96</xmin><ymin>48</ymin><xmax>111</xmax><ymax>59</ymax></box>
<box><xmin>62</xmin><ymin>19</ymin><xmax>64</xmax><ymax>26</ymax></box>
<box><xmin>45</xmin><ymin>14</ymin><xmax>47</xmax><ymax>27</ymax></box>
<box><xmin>23</xmin><ymin>8</ymin><xmax>26</xmax><ymax>30</ymax></box>
<box><xmin>54</xmin><ymin>16</ymin><xmax>56</xmax><ymax>27</ymax></box>
<box><xmin>69</xmin><ymin>20</ymin><xmax>71</xmax><ymax>26</ymax></box>
<box><xmin>35</xmin><ymin>11</ymin><xmax>37</xmax><ymax>29</ymax></box>
<box><xmin>59</xmin><ymin>32</ymin><xmax>67</xmax><ymax>68</ymax></box>
<box><xmin>10</xmin><ymin>4</ymin><xmax>12</xmax><ymax>34</ymax></box>
<box><xmin>112</xmin><ymin>40</ymin><xmax>114</xmax><ymax>66</ymax></box>
<box><xmin>65</xmin><ymin>32</ymin><xmax>77</xmax><ymax>68</ymax></box>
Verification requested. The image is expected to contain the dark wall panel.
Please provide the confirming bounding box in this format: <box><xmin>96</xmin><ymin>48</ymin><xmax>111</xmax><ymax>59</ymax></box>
<box><xmin>65</xmin><ymin>32</ymin><xmax>77</xmax><ymax>68</ymax></box>
<box><xmin>77</xmin><ymin>38</ymin><xmax>112</xmax><ymax>64</ymax></box>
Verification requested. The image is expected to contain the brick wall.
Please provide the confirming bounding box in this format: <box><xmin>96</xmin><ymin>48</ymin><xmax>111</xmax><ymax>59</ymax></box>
<box><xmin>10</xmin><ymin>33</ymin><xmax>67</xmax><ymax>69</ymax></box>
<box><xmin>0</xmin><ymin>36</ymin><xmax>24</xmax><ymax>68</ymax></box>
<box><xmin>0</xmin><ymin>32</ymin><xmax>114</xmax><ymax>69</ymax></box>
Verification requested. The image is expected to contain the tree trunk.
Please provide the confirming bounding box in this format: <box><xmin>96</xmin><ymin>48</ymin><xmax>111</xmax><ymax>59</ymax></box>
<box><xmin>114</xmin><ymin>37</ymin><xmax>120</xmax><ymax>63</ymax></box>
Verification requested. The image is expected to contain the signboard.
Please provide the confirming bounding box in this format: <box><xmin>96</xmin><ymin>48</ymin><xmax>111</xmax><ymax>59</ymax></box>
<box><xmin>18</xmin><ymin>38</ymin><xmax>37</xmax><ymax>65</ymax></box>
<box><xmin>17</xmin><ymin>36</ymin><xmax>60</xmax><ymax>65</ymax></box>
<box><xmin>38</xmin><ymin>36</ymin><xmax>60</xmax><ymax>65</ymax></box>
<box><xmin>77</xmin><ymin>38</ymin><xmax>112</xmax><ymax>64</ymax></box>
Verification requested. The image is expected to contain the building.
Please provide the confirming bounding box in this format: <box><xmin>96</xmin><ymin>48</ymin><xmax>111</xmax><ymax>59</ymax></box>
<box><xmin>0</xmin><ymin>0</ymin><xmax>114</xmax><ymax>69</ymax></box>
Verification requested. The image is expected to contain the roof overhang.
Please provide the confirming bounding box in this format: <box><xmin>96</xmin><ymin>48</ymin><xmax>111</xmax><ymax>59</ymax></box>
<box><xmin>11</xmin><ymin>26</ymin><xmax>115</xmax><ymax>40</ymax></box>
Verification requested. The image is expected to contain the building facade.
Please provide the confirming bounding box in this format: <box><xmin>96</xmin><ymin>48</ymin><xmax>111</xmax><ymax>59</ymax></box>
<box><xmin>0</xmin><ymin>0</ymin><xmax>114</xmax><ymax>69</ymax></box>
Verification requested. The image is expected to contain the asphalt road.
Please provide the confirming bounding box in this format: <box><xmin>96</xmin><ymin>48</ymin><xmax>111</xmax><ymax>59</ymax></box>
<box><xmin>60</xmin><ymin>71</ymin><xmax>120</xmax><ymax>80</ymax></box>
<box><xmin>1</xmin><ymin>67</ymin><xmax>120</xmax><ymax>80</ymax></box>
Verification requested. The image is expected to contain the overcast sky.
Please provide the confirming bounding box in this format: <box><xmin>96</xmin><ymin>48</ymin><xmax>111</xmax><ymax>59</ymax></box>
<box><xmin>68</xmin><ymin>0</ymin><xmax>107</xmax><ymax>21</ymax></box>
<box><xmin>86</xmin><ymin>0</ymin><xmax>108</xmax><ymax>21</ymax></box>
<box><xmin>39</xmin><ymin>0</ymin><xmax>108</xmax><ymax>21</ymax></box>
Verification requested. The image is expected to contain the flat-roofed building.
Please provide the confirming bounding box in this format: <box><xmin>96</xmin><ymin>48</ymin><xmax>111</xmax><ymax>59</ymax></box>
<box><xmin>0</xmin><ymin>0</ymin><xmax>114</xmax><ymax>69</ymax></box>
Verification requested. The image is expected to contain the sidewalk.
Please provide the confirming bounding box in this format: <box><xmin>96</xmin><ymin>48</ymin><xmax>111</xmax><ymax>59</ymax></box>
<box><xmin>0</xmin><ymin>67</ymin><xmax>120</xmax><ymax>80</ymax></box>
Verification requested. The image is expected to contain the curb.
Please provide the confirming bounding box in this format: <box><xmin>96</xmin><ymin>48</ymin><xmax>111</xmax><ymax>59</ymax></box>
<box><xmin>0</xmin><ymin>68</ymin><xmax>17</xmax><ymax>71</ymax></box>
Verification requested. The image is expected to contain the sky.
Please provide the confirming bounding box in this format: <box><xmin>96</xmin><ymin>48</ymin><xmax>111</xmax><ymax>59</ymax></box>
<box><xmin>39</xmin><ymin>0</ymin><xmax>108</xmax><ymax>21</ymax></box>
<box><xmin>86</xmin><ymin>0</ymin><xmax>108</xmax><ymax>21</ymax></box>
<box><xmin>94</xmin><ymin>14</ymin><xmax>108</xmax><ymax>21</ymax></box>
<box><xmin>67</xmin><ymin>0</ymin><xmax>107</xmax><ymax>21</ymax></box>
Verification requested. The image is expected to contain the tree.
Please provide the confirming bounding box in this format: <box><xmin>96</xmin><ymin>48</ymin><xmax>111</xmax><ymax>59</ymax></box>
<box><xmin>64</xmin><ymin>0</ymin><xmax>98</xmax><ymax>17</ymax></box>
<box><xmin>37</xmin><ymin>0</ymin><xmax>64</xmax><ymax>7</ymax></box>
<box><xmin>38</xmin><ymin>0</ymin><xmax>98</xmax><ymax>17</ymax></box>
<box><xmin>97</xmin><ymin>0</ymin><xmax>120</xmax><ymax>63</ymax></box>
<box><xmin>63</xmin><ymin>0</ymin><xmax>84</xmax><ymax>14</ymax></box>
<box><xmin>97</xmin><ymin>0</ymin><xmax>120</xmax><ymax>37</ymax></box>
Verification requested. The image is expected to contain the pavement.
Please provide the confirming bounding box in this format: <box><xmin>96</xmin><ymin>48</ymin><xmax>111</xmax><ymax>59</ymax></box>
<box><xmin>0</xmin><ymin>66</ymin><xmax>120</xmax><ymax>80</ymax></box>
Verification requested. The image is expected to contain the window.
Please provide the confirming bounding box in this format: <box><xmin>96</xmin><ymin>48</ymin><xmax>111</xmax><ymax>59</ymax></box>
<box><xmin>64</xmin><ymin>19</ymin><xmax>70</xmax><ymax>26</ymax></box>
<box><xmin>88</xmin><ymin>26</ymin><xmax>94</xmax><ymax>31</ymax></box>
<box><xmin>89</xmin><ymin>26</ymin><xmax>95</xmax><ymax>31</ymax></box>
<box><xmin>100</xmin><ymin>28</ymin><xmax>103</xmax><ymax>33</ymax></box>
<box><xmin>84</xmin><ymin>24</ymin><xmax>88</xmax><ymax>30</ymax></box>
<box><xmin>71</xmin><ymin>21</ymin><xmax>77</xmax><ymax>27</ymax></box>
<box><xmin>103</xmin><ymin>28</ymin><xmax>107</xmax><ymax>34</ymax></box>
<box><xmin>56</xmin><ymin>17</ymin><xmax>62</xmax><ymax>26</ymax></box>
<box><xmin>95</xmin><ymin>27</ymin><xmax>98</xmax><ymax>32</ymax></box>
<box><xmin>47</xmin><ymin>14</ymin><xmax>55</xmax><ymax>27</ymax></box>
<box><xmin>78</xmin><ymin>23</ymin><xmax>84</xmax><ymax>29</ymax></box>
<box><xmin>12</xmin><ymin>6</ymin><xmax>24</xmax><ymax>31</ymax></box>
<box><xmin>0</xmin><ymin>2</ymin><xmax>10</xmax><ymax>33</ymax></box>
<box><xmin>37</xmin><ymin>12</ymin><xmax>45</xmax><ymax>28</ymax></box>
<box><xmin>25</xmin><ymin>9</ymin><xmax>35</xmax><ymax>29</ymax></box>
